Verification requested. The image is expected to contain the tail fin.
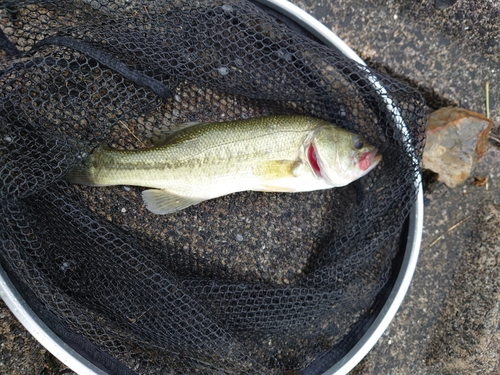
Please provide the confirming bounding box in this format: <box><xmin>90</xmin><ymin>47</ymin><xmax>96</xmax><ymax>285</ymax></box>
<box><xmin>66</xmin><ymin>152</ymin><xmax>101</xmax><ymax>186</ymax></box>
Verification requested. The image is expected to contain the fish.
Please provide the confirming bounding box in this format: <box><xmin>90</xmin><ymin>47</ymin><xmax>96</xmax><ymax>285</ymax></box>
<box><xmin>67</xmin><ymin>115</ymin><xmax>381</xmax><ymax>214</ymax></box>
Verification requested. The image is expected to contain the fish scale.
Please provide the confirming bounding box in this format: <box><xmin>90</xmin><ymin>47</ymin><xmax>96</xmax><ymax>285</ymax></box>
<box><xmin>67</xmin><ymin>115</ymin><xmax>381</xmax><ymax>214</ymax></box>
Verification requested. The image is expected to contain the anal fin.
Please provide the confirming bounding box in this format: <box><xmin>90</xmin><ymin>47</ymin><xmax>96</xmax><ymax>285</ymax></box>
<box><xmin>141</xmin><ymin>189</ymin><xmax>205</xmax><ymax>215</ymax></box>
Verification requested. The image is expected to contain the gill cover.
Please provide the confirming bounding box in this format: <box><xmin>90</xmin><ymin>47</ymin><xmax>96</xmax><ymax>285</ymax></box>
<box><xmin>310</xmin><ymin>126</ymin><xmax>380</xmax><ymax>187</ymax></box>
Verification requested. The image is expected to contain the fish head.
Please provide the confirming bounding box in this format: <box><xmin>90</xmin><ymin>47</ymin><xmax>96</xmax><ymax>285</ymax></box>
<box><xmin>307</xmin><ymin>126</ymin><xmax>382</xmax><ymax>187</ymax></box>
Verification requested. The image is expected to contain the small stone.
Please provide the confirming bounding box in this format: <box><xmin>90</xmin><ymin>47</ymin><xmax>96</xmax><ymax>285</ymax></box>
<box><xmin>473</xmin><ymin>176</ymin><xmax>488</xmax><ymax>188</ymax></box>
<box><xmin>422</xmin><ymin>107</ymin><xmax>493</xmax><ymax>188</ymax></box>
<box><xmin>434</xmin><ymin>0</ymin><xmax>458</xmax><ymax>10</ymax></box>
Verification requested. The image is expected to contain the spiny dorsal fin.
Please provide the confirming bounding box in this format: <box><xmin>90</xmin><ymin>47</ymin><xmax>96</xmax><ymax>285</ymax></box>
<box><xmin>151</xmin><ymin>121</ymin><xmax>202</xmax><ymax>145</ymax></box>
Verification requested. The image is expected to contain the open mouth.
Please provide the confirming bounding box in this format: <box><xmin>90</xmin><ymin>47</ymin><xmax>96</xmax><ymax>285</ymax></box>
<box><xmin>359</xmin><ymin>149</ymin><xmax>382</xmax><ymax>171</ymax></box>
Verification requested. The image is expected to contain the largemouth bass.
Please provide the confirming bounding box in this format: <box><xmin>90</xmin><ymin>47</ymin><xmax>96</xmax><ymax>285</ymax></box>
<box><xmin>67</xmin><ymin>115</ymin><xmax>381</xmax><ymax>214</ymax></box>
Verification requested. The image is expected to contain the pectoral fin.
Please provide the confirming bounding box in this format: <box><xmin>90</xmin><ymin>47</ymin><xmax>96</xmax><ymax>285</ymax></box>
<box><xmin>251</xmin><ymin>160</ymin><xmax>305</xmax><ymax>192</ymax></box>
<box><xmin>141</xmin><ymin>189</ymin><xmax>205</xmax><ymax>214</ymax></box>
<box><xmin>253</xmin><ymin>160</ymin><xmax>299</xmax><ymax>180</ymax></box>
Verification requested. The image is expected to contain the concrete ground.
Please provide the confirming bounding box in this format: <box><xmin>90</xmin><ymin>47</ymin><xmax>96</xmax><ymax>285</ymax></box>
<box><xmin>1</xmin><ymin>0</ymin><xmax>499</xmax><ymax>374</ymax></box>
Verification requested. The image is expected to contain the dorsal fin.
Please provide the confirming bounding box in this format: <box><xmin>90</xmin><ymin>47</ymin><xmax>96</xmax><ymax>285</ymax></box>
<box><xmin>151</xmin><ymin>121</ymin><xmax>203</xmax><ymax>146</ymax></box>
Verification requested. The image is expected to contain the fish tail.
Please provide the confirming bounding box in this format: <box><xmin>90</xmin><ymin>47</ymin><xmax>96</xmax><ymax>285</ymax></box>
<box><xmin>66</xmin><ymin>152</ymin><xmax>102</xmax><ymax>186</ymax></box>
<box><xmin>66</xmin><ymin>164</ymin><xmax>91</xmax><ymax>186</ymax></box>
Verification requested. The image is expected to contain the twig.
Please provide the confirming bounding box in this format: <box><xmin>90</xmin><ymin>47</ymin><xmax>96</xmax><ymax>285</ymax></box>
<box><xmin>489</xmin><ymin>134</ymin><xmax>500</xmax><ymax>145</ymax></box>
<box><xmin>119</xmin><ymin>120</ymin><xmax>146</xmax><ymax>147</ymax></box>
<box><xmin>128</xmin><ymin>306</ymin><xmax>153</xmax><ymax>324</ymax></box>
<box><xmin>428</xmin><ymin>215</ymin><xmax>472</xmax><ymax>247</ymax></box>
<box><xmin>486</xmin><ymin>81</ymin><xmax>490</xmax><ymax>119</ymax></box>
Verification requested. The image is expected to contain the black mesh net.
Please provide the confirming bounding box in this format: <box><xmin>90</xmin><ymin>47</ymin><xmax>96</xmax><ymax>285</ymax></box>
<box><xmin>0</xmin><ymin>1</ymin><xmax>425</xmax><ymax>374</ymax></box>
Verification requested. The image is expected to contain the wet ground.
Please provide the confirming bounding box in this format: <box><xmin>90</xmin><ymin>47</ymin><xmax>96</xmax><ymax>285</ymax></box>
<box><xmin>1</xmin><ymin>0</ymin><xmax>499</xmax><ymax>374</ymax></box>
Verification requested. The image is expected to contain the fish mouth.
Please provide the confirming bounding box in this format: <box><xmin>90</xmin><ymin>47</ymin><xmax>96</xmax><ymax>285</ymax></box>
<box><xmin>359</xmin><ymin>149</ymin><xmax>382</xmax><ymax>172</ymax></box>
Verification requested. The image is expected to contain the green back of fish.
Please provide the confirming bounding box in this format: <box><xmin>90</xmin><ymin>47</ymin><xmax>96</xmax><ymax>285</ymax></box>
<box><xmin>69</xmin><ymin>115</ymin><xmax>331</xmax><ymax>196</ymax></box>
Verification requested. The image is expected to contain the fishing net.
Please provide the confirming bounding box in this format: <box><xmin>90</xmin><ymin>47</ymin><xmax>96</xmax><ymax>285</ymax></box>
<box><xmin>0</xmin><ymin>1</ymin><xmax>425</xmax><ymax>374</ymax></box>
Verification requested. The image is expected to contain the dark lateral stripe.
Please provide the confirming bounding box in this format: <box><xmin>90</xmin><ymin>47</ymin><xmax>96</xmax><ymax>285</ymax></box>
<box><xmin>99</xmin><ymin>151</ymin><xmax>178</xmax><ymax>171</ymax></box>
<box><xmin>32</xmin><ymin>36</ymin><xmax>173</xmax><ymax>100</ymax></box>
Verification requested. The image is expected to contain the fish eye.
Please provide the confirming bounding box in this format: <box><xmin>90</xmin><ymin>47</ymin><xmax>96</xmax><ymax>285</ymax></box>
<box><xmin>353</xmin><ymin>136</ymin><xmax>364</xmax><ymax>150</ymax></box>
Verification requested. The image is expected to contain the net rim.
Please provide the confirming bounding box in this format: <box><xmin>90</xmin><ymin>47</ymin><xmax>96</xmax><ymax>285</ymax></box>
<box><xmin>255</xmin><ymin>1</ymin><xmax>423</xmax><ymax>374</ymax></box>
<box><xmin>0</xmin><ymin>1</ymin><xmax>423</xmax><ymax>374</ymax></box>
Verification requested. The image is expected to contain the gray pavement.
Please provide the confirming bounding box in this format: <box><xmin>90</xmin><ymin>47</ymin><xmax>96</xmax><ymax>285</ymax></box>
<box><xmin>1</xmin><ymin>0</ymin><xmax>499</xmax><ymax>374</ymax></box>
